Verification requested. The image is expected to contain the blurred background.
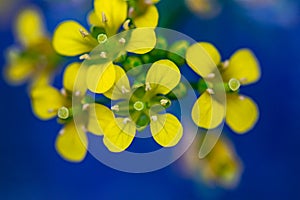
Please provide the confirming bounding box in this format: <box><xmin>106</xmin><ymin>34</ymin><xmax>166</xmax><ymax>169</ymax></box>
<box><xmin>1</xmin><ymin>0</ymin><xmax>300</xmax><ymax>199</ymax></box>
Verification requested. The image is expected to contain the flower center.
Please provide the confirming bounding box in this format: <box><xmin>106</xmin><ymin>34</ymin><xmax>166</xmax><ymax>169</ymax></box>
<box><xmin>133</xmin><ymin>101</ymin><xmax>144</xmax><ymax>111</ymax></box>
<box><xmin>228</xmin><ymin>78</ymin><xmax>241</xmax><ymax>92</ymax></box>
<box><xmin>57</xmin><ymin>106</ymin><xmax>70</xmax><ymax>120</ymax></box>
<box><xmin>97</xmin><ymin>34</ymin><xmax>108</xmax><ymax>44</ymax></box>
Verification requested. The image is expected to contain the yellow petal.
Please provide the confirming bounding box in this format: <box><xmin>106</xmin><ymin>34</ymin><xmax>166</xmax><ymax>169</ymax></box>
<box><xmin>31</xmin><ymin>69</ymin><xmax>53</xmax><ymax>87</ymax></box>
<box><xmin>126</xmin><ymin>28</ymin><xmax>156</xmax><ymax>54</ymax></box>
<box><xmin>4</xmin><ymin>60</ymin><xmax>34</xmax><ymax>85</ymax></box>
<box><xmin>15</xmin><ymin>8</ymin><xmax>45</xmax><ymax>46</ymax></box>
<box><xmin>134</xmin><ymin>5</ymin><xmax>159</xmax><ymax>28</ymax></box>
<box><xmin>145</xmin><ymin>59</ymin><xmax>181</xmax><ymax>95</ymax></box>
<box><xmin>202</xmin><ymin>136</ymin><xmax>242</xmax><ymax>188</ymax></box>
<box><xmin>63</xmin><ymin>62</ymin><xmax>81</xmax><ymax>92</ymax></box>
<box><xmin>53</xmin><ymin>20</ymin><xmax>98</xmax><ymax>56</ymax></box>
<box><xmin>222</xmin><ymin>49</ymin><xmax>261</xmax><ymax>85</ymax></box>
<box><xmin>192</xmin><ymin>91</ymin><xmax>225</xmax><ymax>129</ymax></box>
<box><xmin>86</xmin><ymin>62</ymin><xmax>116</xmax><ymax>94</ymax></box>
<box><xmin>152</xmin><ymin>0</ymin><xmax>160</xmax><ymax>4</ymax></box>
<box><xmin>94</xmin><ymin>0</ymin><xmax>127</xmax><ymax>36</ymax></box>
<box><xmin>87</xmin><ymin>10</ymin><xmax>101</xmax><ymax>27</ymax></box>
<box><xmin>186</xmin><ymin>42</ymin><xmax>218</xmax><ymax>77</ymax></box>
<box><xmin>88</xmin><ymin>104</ymin><xmax>114</xmax><ymax>135</ymax></box>
<box><xmin>150</xmin><ymin>114</ymin><xmax>183</xmax><ymax>147</ymax></box>
<box><xmin>103</xmin><ymin>65</ymin><xmax>131</xmax><ymax>100</ymax></box>
<box><xmin>226</xmin><ymin>94</ymin><xmax>259</xmax><ymax>134</ymax></box>
<box><xmin>199</xmin><ymin>42</ymin><xmax>221</xmax><ymax>65</ymax></box>
<box><xmin>30</xmin><ymin>86</ymin><xmax>66</xmax><ymax>120</ymax></box>
<box><xmin>55</xmin><ymin>121</ymin><xmax>88</xmax><ymax>162</ymax></box>
<box><xmin>103</xmin><ymin>118</ymin><xmax>136</xmax><ymax>152</ymax></box>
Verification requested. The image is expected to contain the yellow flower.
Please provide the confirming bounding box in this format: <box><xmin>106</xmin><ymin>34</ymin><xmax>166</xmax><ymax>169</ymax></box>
<box><xmin>88</xmin><ymin>0</ymin><xmax>128</xmax><ymax>36</ymax></box>
<box><xmin>30</xmin><ymin>62</ymin><xmax>108</xmax><ymax>162</ymax></box>
<box><xmin>92</xmin><ymin>59</ymin><xmax>183</xmax><ymax>152</ymax></box>
<box><xmin>53</xmin><ymin>2</ymin><xmax>156</xmax><ymax>94</ymax></box>
<box><xmin>83</xmin><ymin>28</ymin><xmax>156</xmax><ymax>94</ymax></box>
<box><xmin>184</xmin><ymin>133</ymin><xmax>242</xmax><ymax>188</ymax></box>
<box><xmin>4</xmin><ymin>8</ymin><xmax>61</xmax><ymax>87</ymax></box>
<box><xmin>127</xmin><ymin>0</ymin><xmax>160</xmax><ymax>28</ymax></box>
<box><xmin>53</xmin><ymin>20</ymin><xmax>98</xmax><ymax>57</ymax></box>
<box><xmin>53</xmin><ymin>0</ymin><xmax>146</xmax><ymax>57</ymax></box>
<box><xmin>88</xmin><ymin>0</ymin><xmax>159</xmax><ymax>31</ymax></box>
<box><xmin>186</xmin><ymin>42</ymin><xmax>260</xmax><ymax>133</ymax></box>
<box><xmin>185</xmin><ymin>0</ymin><xmax>221</xmax><ymax>19</ymax></box>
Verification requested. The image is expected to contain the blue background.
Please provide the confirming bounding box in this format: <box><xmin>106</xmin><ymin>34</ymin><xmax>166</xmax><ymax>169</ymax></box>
<box><xmin>1</xmin><ymin>0</ymin><xmax>299</xmax><ymax>199</ymax></box>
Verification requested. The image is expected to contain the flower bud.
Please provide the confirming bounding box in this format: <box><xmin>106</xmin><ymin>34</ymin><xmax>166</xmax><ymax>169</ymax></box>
<box><xmin>167</xmin><ymin>40</ymin><xmax>190</xmax><ymax>66</ymax></box>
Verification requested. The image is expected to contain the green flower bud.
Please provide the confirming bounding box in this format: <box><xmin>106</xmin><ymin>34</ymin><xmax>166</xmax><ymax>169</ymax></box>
<box><xmin>135</xmin><ymin>112</ymin><xmax>150</xmax><ymax>129</ymax></box>
<box><xmin>167</xmin><ymin>82</ymin><xmax>187</xmax><ymax>99</ymax></box>
<box><xmin>123</xmin><ymin>56</ymin><xmax>143</xmax><ymax>75</ymax></box>
<box><xmin>150</xmin><ymin>36</ymin><xmax>169</xmax><ymax>59</ymax></box>
<box><xmin>167</xmin><ymin>40</ymin><xmax>190</xmax><ymax>66</ymax></box>
<box><xmin>197</xmin><ymin>79</ymin><xmax>209</xmax><ymax>94</ymax></box>
<box><xmin>141</xmin><ymin>54</ymin><xmax>152</xmax><ymax>63</ymax></box>
<box><xmin>114</xmin><ymin>52</ymin><xmax>127</xmax><ymax>63</ymax></box>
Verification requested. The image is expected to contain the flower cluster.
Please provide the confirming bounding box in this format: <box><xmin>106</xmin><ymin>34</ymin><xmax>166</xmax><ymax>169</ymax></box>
<box><xmin>4</xmin><ymin>8</ymin><xmax>62</xmax><ymax>87</ymax></box>
<box><xmin>4</xmin><ymin>0</ymin><xmax>261</xmax><ymax>186</ymax></box>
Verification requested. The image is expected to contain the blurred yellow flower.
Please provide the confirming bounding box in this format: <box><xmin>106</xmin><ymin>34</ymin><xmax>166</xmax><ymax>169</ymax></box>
<box><xmin>4</xmin><ymin>8</ymin><xmax>61</xmax><ymax>87</ymax></box>
<box><xmin>30</xmin><ymin>62</ymin><xmax>107</xmax><ymax>162</ymax></box>
<box><xmin>185</xmin><ymin>0</ymin><xmax>221</xmax><ymax>19</ymax></box>
<box><xmin>127</xmin><ymin>0</ymin><xmax>159</xmax><ymax>28</ymax></box>
<box><xmin>92</xmin><ymin>59</ymin><xmax>183</xmax><ymax>152</ymax></box>
<box><xmin>186</xmin><ymin>42</ymin><xmax>260</xmax><ymax>133</ymax></box>
<box><xmin>183</xmin><ymin>133</ymin><xmax>243</xmax><ymax>188</ymax></box>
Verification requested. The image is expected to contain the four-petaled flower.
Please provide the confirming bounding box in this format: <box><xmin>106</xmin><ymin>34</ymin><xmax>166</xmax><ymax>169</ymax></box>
<box><xmin>4</xmin><ymin>8</ymin><xmax>60</xmax><ymax>87</ymax></box>
<box><xmin>186</xmin><ymin>42</ymin><xmax>260</xmax><ymax>133</ymax></box>
<box><xmin>184</xmin><ymin>133</ymin><xmax>242</xmax><ymax>188</ymax></box>
<box><xmin>91</xmin><ymin>59</ymin><xmax>183</xmax><ymax>152</ymax></box>
<box><xmin>30</xmin><ymin>62</ymin><xmax>107</xmax><ymax>162</ymax></box>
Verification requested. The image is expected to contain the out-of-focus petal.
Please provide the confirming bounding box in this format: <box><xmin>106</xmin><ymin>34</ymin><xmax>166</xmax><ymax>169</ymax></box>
<box><xmin>4</xmin><ymin>60</ymin><xmax>34</xmax><ymax>84</ymax></box>
<box><xmin>15</xmin><ymin>8</ymin><xmax>45</xmax><ymax>46</ymax></box>
<box><xmin>134</xmin><ymin>5</ymin><xmax>159</xmax><ymax>28</ymax></box>
<box><xmin>201</xmin><ymin>136</ymin><xmax>242</xmax><ymax>188</ymax></box>
<box><xmin>31</xmin><ymin>68</ymin><xmax>53</xmax><ymax>87</ymax></box>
